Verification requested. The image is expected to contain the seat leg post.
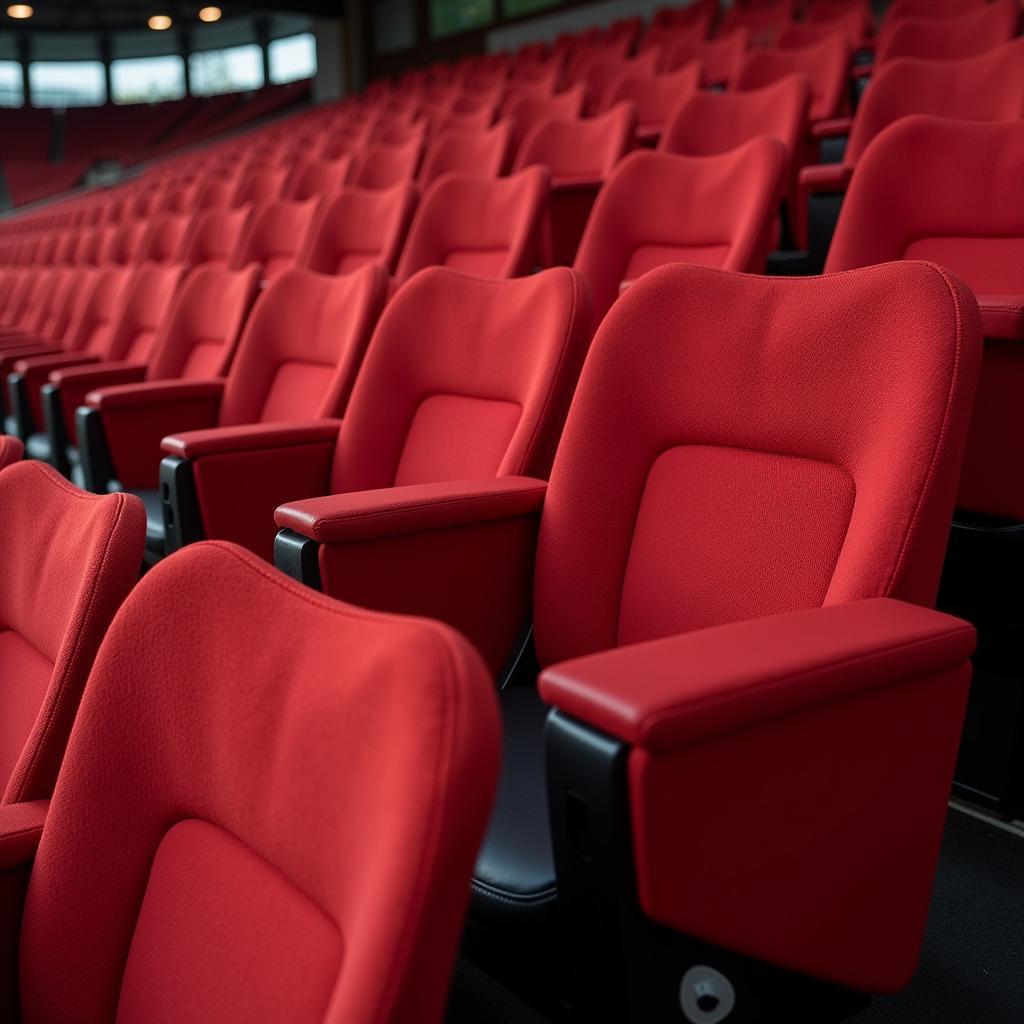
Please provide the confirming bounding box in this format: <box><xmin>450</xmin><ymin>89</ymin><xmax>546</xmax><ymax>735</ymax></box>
<box><xmin>40</xmin><ymin>384</ymin><xmax>70</xmax><ymax>477</ymax></box>
<box><xmin>274</xmin><ymin>529</ymin><xmax>322</xmax><ymax>590</ymax></box>
<box><xmin>75</xmin><ymin>406</ymin><xmax>116</xmax><ymax>494</ymax></box>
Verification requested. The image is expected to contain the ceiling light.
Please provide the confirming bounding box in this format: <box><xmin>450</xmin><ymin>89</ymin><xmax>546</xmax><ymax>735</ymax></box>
<box><xmin>198</xmin><ymin>6</ymin><xmax>222</xmax><ymax>22</ymax></box>
<box><xmin>148</xmin><ymin>13</ymin><xmax>173</xmax><ymax>29</ymax></box>
<box><xmin>6</xmin><ymin>4</ymin><xmax>34</xmax><ymax>18</ymax></box>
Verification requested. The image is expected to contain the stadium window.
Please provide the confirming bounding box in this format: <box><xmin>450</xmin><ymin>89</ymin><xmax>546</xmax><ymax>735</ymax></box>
<box><xmin>430</xmin><ymin>0</ymin><xmax>496</xmax><ymax>38</ymax></box>
<box><xmin>29</xmin><ymin>61</ymin><xmax>105</xmax><ymax>107</ymax></box>
<box><xmin>0</xmin><ymin>61</ymin><xmax>23</xmax><ymax>108</ymax></box>
<box><xmin>110</xmin><ymin>55</ymin><xmax>186</xmax><ymax>104</ymax></box>
<box><xmin>268</xmin><ymin>33</ymin><xmax>316</xmax><ymax>84</ymax></box>
<box><xmin>189</xmin><ymin>43</ymin><xmax>264</xmax><ymax>96</ymax></box>
<box><xmin>503</xmin><ymin>0</ymin><xmax>560</xmax><ymax>15</ymax></box>
<box><xmin>373</xmin><ymin>0</ymin><xmax>416</xmax><ymax>53</ymax></box>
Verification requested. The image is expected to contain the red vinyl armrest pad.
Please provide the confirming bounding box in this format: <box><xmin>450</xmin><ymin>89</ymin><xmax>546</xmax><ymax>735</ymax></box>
<box><xmin>161</xmin><ymin>419</ymin><xmax>343</xmax><ymax>460</ymax></box>
<box><xmin>48</xmin><ymin>361</ymin><xmax>147</xmax><ymax>389</ymax></box>
<box><xmin>274</xmin><ymin>476</ymin><xmax>548</xmax><ymax>544</ymax></box>
<box><xmin>976</xmin><ymin>296</ymin><xmax>1024</xmax><ymax>341</ymax></box>
<box><xmin>798</xmin><ymin>162</ymin><xmax>854</xmax><ymax>195</ymax></box>
<box><xmin>0</xmin><ymin>800</ymin><xmax>48</xmax><ymax>871</ymax></box>
<box><xmin>12</xmin><ymin>352</ymin><xmax>97</xmax><ymax>375</ymax></box>
<box><xmin>85</xmin><ymin>378</ymin><xmax>225</xmax><ymax>411</ymax></box>
<box><xmin>811</xmin><ymin>117</ymin><xmax>853</xmax><ymax>141</ymax></box>
<box><xmin>539</xmin><ymin>599</ymin><xmax>975</xmax><ymax>751</ymax></box>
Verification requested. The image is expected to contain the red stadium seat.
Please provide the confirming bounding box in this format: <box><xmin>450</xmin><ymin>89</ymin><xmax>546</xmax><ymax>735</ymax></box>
<box><xmin>659</xmin><ymin>28</ymin><xmax>750</xmax><ymax>86</ymax></box>
<box><xmin>179</xmin><ymin>207</ymin><xmax>252</xmax><ymax>270</ymax></box>
<box><xmin>799</xmin><ymin>38</ymin><xmax>1024</xmax><ymax>261</ymax></box>
<box><xmin>285</xmin><ymin>155</ymin><xmax>353</xmax><ymax>201</ymax></box>
<box><xmin>0</xmin><ymin>433</ymin><xmax>22</xmax><ymax>469</ymax></box>
<box><xmin>350</xmin><ymin>136</ymin><xmax>425</xmax><ymax>189</ymax></box>
<box><xmin>734</xmin><ymin>32</ymin><xmax>851</xmax><ymax>123</ymax></box>
<box><xmin>83</xmin><ymin>265</ymin><xmax>387</xmax><ymax>561</ymax></box>
<box><xmin>573</xmin><ymin>141</ymin><xmax>787</xmax><ymax>322</ymax></box>
<box><xmin>136</xmin><ymin>214</ymin><xmax>190</xmax><ymax>266</ymax></box>
<box><xmin>874</xmin><ymin>0</ymin><xmax>1019</xmax><ymax>65</ymax></box>
<box><xmin>230</xmin><ymin>199</ymin><xmax>323</xmax><ymax>284</ymax></box>
<box><xmin>299</xmin><ymin>183</ymin><xmax>419</xmax><ymax>276</ymax></box>
<box><xmin>778</xmin><ymin>7</ymin><xmax>870</xmax><ymax>48</ymax></box>
<box><xmin>11</xmin><ymin>539</ymin><xmax>499</xmax><ymax>1024</ymax></box>
<box><xmin>516</xmin><ymin>103</ymin><xmax>636</xmax><ymax>266</ymax></box>
<box><xmin>73</xmin><ymin>264</ymin><xmax>261</xmax><ymax>495</ymax></box>
<box><xmin>0</xmin><ymin>460</ymin><xmax>144</xmax><ymax>806</ymax></box>
<box><xmin>161</xmin><ymin>267</ymin><xmax>590</xmax><ymax>668</ymax></box>
<box><xmin>272</xmin><ymin>259</ymin><xmax>980</xmax><ymax>1017</ymax></box>
<box><xmin>719</xmin><ymin>0</ymin><xmax>797</xmax><ymax>46</ymax></box>
<box><xmin>503</xmin><ymin>85</ymin><xmax>586</xmax><ymax>157</ymax></box>
<box><xmin>604</xmin><ymin>62</ymin><xmax>702</xmax><ymax>144</ymax></box>
<box><xmin>419</xmin><ymin>121</ymin><xmax>513</xmax><ymax>188</ymax></box>
<box><xmin>394</xmin><ymin>167</ymin><xmax>549</xmax><ymax>284</ymax></box>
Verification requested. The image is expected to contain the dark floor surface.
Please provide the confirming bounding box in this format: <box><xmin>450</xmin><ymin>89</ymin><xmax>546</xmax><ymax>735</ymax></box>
<box><xmin>447</xmin><ymin>805</ymin><xmax>1024</xmax><ymax>1024</ymax></box>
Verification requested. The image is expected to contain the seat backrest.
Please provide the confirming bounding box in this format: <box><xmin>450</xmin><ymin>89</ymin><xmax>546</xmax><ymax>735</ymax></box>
<box><xmin>533</xmin><ymin>261</ymin><xmax>981</xmax><ymax>666</ymax></box>
<box><xmin>137</xmin><ymin>214</ymin><xmax>189</xmax><ymax>266</ymax></box>
<box><xmin>218</xmin><ymin>264</ymin><xmax>389</xmax><ymax>429</ymax></box>
<box><xmin>102</xmin><ymin>263</ymin><xmax>185</xmax><ymax>364</ymax></box>
<box><xmin>735</xmin><ymin>32</ymin><xmax>850</xmax><ymax>121</ymax></box>
<box><xmin>578</xmin><ymin>50</ymin><xmax>660</xmax><ymax>114</ymax></box>
<box><xmin>778</xmin><ymin>9</ymin><xmax>868</xmax><ymax>48</ymax></box>
<box><xmin>659</xmin><ymin>73</ymin><xmax>810</xmax><ymax>163</ymax></box>
<box><xmin>0</xmin><ymin>434</ymin><xmax>23</xmax><ymax>470</ymax></box>
<box><xmin>330</xmin><ymin>265</ymin><xmax>592</xmax><ymax>493</ymax></box>
<box><xmin>19</xmin><ymin>540</ymin><xmax>499</xmax><ymax>1024</ymax></box>
<box><xmin>231</xmin><ymin>199</ymin><xmax>322</xmax><ymax>284</ymax></box>
<box><xmin>573</xmin><ymin>141</ymin><xmax>787</xmax><ymax>323</ymax></box>
<box><xmin>395</xmin><ymin>166</ymin><xmax>549</xmax><ymax>285</ymax></box>
<box><xmin>231</xmin><ymin>165</ymin><xmax>290</xmax><ymax>208</ymax></box>
<box><xmin>179</xmin><ymin>207</ymin><xmax>252</xmax><ymax>270</ymax></box>
<box><xmin>146</xmin><ymin>264</ymin><xmax>261</xmax><ymax>381</ymax></box>
<box><xmin>826</xmin><ymin>115</ymin><xmax>1024</xmax><ymax>520</ymax></box>
<box><xmin>886</xmin><ymin>0</ymin><xmax>987</xmax><ymax>20</ymax></box>
<box><xmin>604</xmin><ymin>63</ymin><xmax>702</xmax><ymax>134</ymax></box>
<box><xmin>66</xmin><ymin>266</ymin><xmax>133</xmax><ymax>355</ymax></box>
<box><xmin>286</xmin><ymin>155</ymin><xmax>353</xmax><ymax>201</ymax></box>
<box><xmin>876</xmin><ymin>0</ymin><xmax>1019</xmax><ymax>64</ymax></box>
<box><xmin>44</xmin><ymin>267</ymin><xmax>95</xmax><ymax>346</ymax></box>
<box><xmin>842</xmin><ymin>38</ymin><xmax>1024</xmax><ymax>166</ymax></box>
<box><xmin>662</xmin><ymin>27</ymin><xmax>749</xmax><ymax>85</ymax></box>
<box><xmin>299</xmin><ymin>183</ymin><xmax>419</xmax><ymax>276</ymax></box>
<box><xmin>505</xmin><ymin>85</ymin><xmax>586</xmax><ymax>154</ymax></box>
<box><xmin>351</xmin><ymin>136</ymin><xmax>425</xmax><ymax>189</ymax></box>
<box><xmin>515</xmin><ymin>102</ymin><xmax>636</xmax><ymax>182</ymax></box>
<box><xmin>0</xmin><ymin>461</ymin><xmax>144</xmax><ymax>803</ymax></box>
<box><xmin>719</xmin><ymin>0</ymin><xmax>797</xmax><ymax>46</ymax></box>
<box><xmin>99</xmin><ymin>220</ymin><xmax>146</xmax><ymax>266</ymax></box>
<box><xmin>419</xmin><ymin>121</ymin><xmax>513</xmax><ymax>188</ymax></box>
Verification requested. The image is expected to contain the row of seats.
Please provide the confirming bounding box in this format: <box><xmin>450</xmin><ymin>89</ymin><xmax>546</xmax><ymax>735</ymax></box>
<box><xmin>0</xmin><ymin>0</ymin><xmax>1018</xmax><ymax>1019</ymax></box>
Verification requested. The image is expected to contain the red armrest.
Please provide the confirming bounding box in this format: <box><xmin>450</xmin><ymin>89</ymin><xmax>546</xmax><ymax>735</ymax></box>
<box><xmin>0</xmin><ymin>800</ymin><xmax>48</xmax><ymax>871</ymax></box>
<box><xmin>12</xmin><ymin>353</ymin><xmax>98</xmax><ymax>414</ymax></box>
<box><xmin>277</xmin><ymin>477</ymin><xmax>548</xmax><ymax>676</ymax></box>
<box><xmin>976</xmin><ymin>296</ymin><xmax>1024</xmax><ymax>341</ymax></box>
<box><xmin>161</xmin><ymin>419</ymin><xmax>343</xmax><ymax>460</ymax></box>
<box><xmin>47</xmin><ymin>361</ymin><xmax>147</xmax><ymax>426</ymax></box>
<box><xmin>540</xmin><ymin>599</ymin><xmax>974</xmax><ymax>748</ymax></box>
<box><xmin>811</xmin><ymin>117</ymin><xmax>853</xmax><ymax>141</ymax></box>
<box><xmin>798</xmin><ymin>162</ymin><xmax>854</xmax><ymax>197</ymax></box>
<box><xmin>275</xmin><ymin>476</ymin><xmax>549</xmax><ymax>544</ymax></box>
<box><xmin>84</xmin><ymin>379</ymin><xmax>225</xmax><ymax>490</ymax></box>
<box><xmin>540</xmin><ymin>599</ymin><xmax>974</xmax><ymax>994</ymax></box>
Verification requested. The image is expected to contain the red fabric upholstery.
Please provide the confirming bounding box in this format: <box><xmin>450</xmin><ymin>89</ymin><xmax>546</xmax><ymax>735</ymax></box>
<box><xmin>419</xmin><ymin>122</ymin><xmax>513</xmax><ymax>188</ymax></box>
<box><xmin>604</xmin><ymin>63</ymin><xmax>702</xmax><ymax>142</ymax></box>
<box><xmin>18</xmin><ymin>540</ymin><xmax>500</xmax><ymax>1023</ymax></box>
<box><xmin>719</xmin><ymin>0</ymin><xmax>796</xmax><ymax>46</ymax></box>
<box><xmin>350</xmin><ymin>137</ymin><xmax>425</xmax><ymax>189</ymax></box>
<box><xmin>85</xmin><ymin>266</ymin><xmax>259</xmax><ymax>489</ymax></box>
<box><xmin>0</xmin><ymin>435</ymin><xmax>23</xmax><ymax>470</ymax></box>
<box><xmin>504</xmin><ymin>85</ymin><xmax>586</xmax><ymax>156</ymax></box>
<box><xmin>539</xmin><ymin>598</ymin><xmax>974</xmax><ymax>991</ymax></box>
<box><xmin>394</xmin><ymin>168</ymin><xmax>549</xmax><ymax>284</ymax></box>
<box><xmin>285</xmin><ymin>155</ymin><xmax>352</xmax><ymax>201</ymax></box>
<box><xmin>231</xmin><ymin>199</ymin><xmax>322</xmax><ymax>284</ymax></box>
<box><xmin>299</xmin><ymin>184</ymin><xmax>418</xmax><ymax>277</ymax></box>
<box><xmin>827</xmin><ymin>115</ymin><xmax>1024</xmax><ymax>520</ymax></box>
<box><xmin>573</xmin><ymin>142</ymin><xmax>786</xmax><ymax>323</ymax></box>
<box><xmin>874</xmin><ymin>0</ymin><xmax>1019</xmax><ymax>65</ymax></box>
<box><xmin>735</xmin><ymin>33</ymin><xmax>851</xmax><ymax>122</ymax></box>
<box><xmin>577</xmin><ymin>51</ymin><xmax>659</xmax><ymax>115</ymax></box>
<box><xmin>179</xmin><ymin>208</ymin><xmax>251</xmax><ymax>270</ymax></box>
<box><xmin>535</xmin><ymin>260</ymin><xmax>981</xmax><ymax>667</ymax></box>
<box><xmin>778</xmin><ymin>7</ymin><xmax>870</xmax><ymax>47</ymax></box>
<box><xmin>515</xmin><ymin>103</ymin><xmax>636</xmax><ymax>265</ymax></box>
<box><xmin>137</xmin><ymin>214</ymin><xmax>189</xmax><ymax>266</ymax></box>
<box><xmin>0</xmin><ymin>461</ymin><xmax>144</xmax><ymax>803</ymax></box>
<box><xmin>660</xmin><ymin>28</ymin><xmax>749</xmax><ymax>86</ymax></box>
<box><xmin>231</xmin><ymin>165</ymin><xmax>289</xmax><ymax>208</ymax></box>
